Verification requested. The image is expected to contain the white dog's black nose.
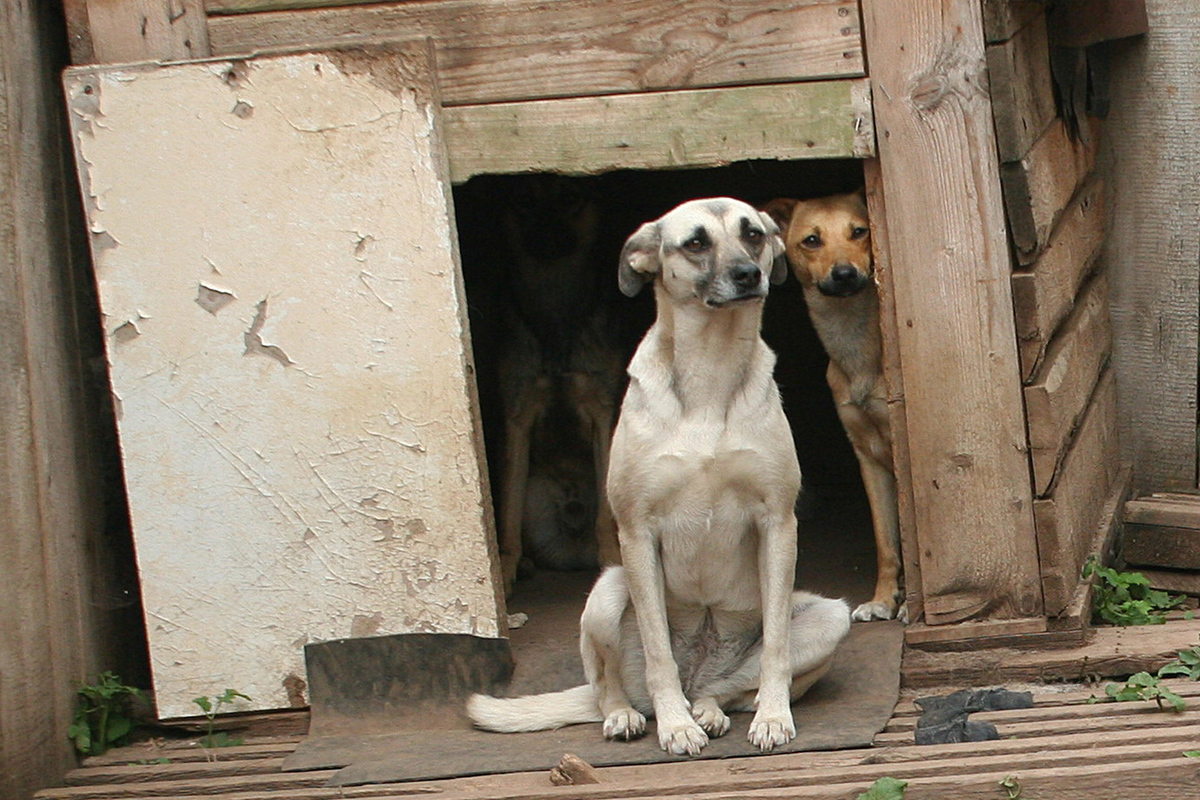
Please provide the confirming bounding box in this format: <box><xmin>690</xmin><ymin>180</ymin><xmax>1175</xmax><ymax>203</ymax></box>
<box><xmin>730</xmin><ymin>263</ymin><xmax>762</xmax><ymax>292</ymax></box>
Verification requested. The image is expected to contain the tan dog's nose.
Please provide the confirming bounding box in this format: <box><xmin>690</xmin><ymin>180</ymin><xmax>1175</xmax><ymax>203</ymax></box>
<box><xmin>819</xmin><ymin>263</ymin><xmax>868</xmax><ymax>297</ymax></box>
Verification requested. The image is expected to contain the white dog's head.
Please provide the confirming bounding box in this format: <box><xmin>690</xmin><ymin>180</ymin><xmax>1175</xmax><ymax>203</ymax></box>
<box><xmin>618</xmin><ymin>197</ymin><xmax>788</xmax><ymax>306</ymax></box>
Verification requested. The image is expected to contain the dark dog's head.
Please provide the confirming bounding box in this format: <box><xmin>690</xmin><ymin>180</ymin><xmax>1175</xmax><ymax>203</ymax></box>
<box><xmin>618</xmin><ymin>197</ymin><xmax>787</xmax><ymax>307</ymax></box>
<box><xmin>502</xmin><ymin>174</ymin><xmax>600</xmax><ymax>266</ymax></box>
<box><xmin>763</xmin><ymin>190</ymin><xmax>872</xmax><ymax>298</ymax></box>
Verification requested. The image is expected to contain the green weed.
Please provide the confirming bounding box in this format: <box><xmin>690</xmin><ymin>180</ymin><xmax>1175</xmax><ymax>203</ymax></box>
<box><xmin>193</xmin><ymin>688</ymin><xmax>252</xmax><ymax>748</ymax></box>
<box><xmin>1082</xmin><ymin>557</ymin><xmax>1185</xmax><ymax>625</ymax></box>
<box><xmin>856</xmin><ymin>777</ymin><xmax>907</xmax><ymax>800</ymax></box>
<box><xmin>68</xmin><ymin>672</ymin><xmax>144</xmax><ymax>756</ymax></box>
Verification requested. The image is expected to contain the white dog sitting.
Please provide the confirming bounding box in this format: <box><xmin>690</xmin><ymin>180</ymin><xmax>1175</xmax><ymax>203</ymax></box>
<box><xmin>468</xmin><ymin>198</ymin><xmax>851</xmax><ymax>755</ymax></box>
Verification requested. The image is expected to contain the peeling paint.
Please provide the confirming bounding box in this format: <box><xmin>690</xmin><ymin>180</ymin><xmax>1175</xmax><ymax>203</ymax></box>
<box><xmin>243</xmin><ymin>298</ymin><xmax>293</xmax><ymax>367</ymax></box>
<box><xmin>231</xmin><ymin>99</ymin><xmax>254</xmax><ymax>119</ymax></box>
<box><xmin>62</xmin><ymin>49</ymin><xmax>502</xmax><ymax>719</ymax></box>
<box><xmin>196</xmin><ymin>282</ymin><xmax>236</xmax><ymax>315</ymax></box>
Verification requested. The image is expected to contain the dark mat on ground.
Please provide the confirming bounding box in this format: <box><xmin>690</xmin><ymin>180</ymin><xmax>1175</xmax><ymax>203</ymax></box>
<box><xmin>283</xmin><ymin>619</ymin><xmax>903</xmax><ymax>786</ymax></box>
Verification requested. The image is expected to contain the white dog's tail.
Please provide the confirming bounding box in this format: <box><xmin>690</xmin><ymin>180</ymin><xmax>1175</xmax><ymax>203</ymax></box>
<box><xmin>466</xmin><ymin>684</ymin><xmax>603</xmax><ymax>732</ymax></box>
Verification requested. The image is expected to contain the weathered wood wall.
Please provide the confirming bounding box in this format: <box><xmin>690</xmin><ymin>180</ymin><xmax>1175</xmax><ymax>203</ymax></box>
<box><xmin>0</xmin><ymin>0</ymin><xmax>132</xmax><ymax>796</ymax></box>
<box><xmin>989</xmin><ymin>2</ymin><xmax>1125</xmax><ymax>624</ymax></box>
<box><xmin>1098</xmin><ymin>2</ymin><xmax>1200</xmax><ymax>493</ymax></box>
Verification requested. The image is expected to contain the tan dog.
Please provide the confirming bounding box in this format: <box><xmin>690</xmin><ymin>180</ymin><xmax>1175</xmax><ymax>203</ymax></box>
<box><xmin>764</xmin><ymin>190</ymin><xmax>905</xmax><ymax>623</ymax></box>
<box><xmin>468</xmin><ymin>198</ymin><xmax>850</xmax><ymax>755</ymax></box>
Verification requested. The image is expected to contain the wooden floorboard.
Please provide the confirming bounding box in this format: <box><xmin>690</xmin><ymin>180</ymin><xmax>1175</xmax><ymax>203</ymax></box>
<box><xmin>37</xmin><ymin>675</ymin><xmax>1200</xmax><ymax>800</ymax></box>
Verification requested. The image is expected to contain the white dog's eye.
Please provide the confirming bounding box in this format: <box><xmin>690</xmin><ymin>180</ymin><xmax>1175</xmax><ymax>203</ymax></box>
<box><xmin>744</xmin><ymin>228</ymin><xmax>763</xmax><ymax>243</ymax></box>
<box><xmin>683</xmin><ymin>237</ymin><xmax>708</xmax><ymax>252</ymax></box>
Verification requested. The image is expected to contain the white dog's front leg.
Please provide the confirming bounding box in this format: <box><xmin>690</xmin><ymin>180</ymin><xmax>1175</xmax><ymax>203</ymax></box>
<box><xmin>620</xmin><ymin>527</ymin><xmax>709</xmax><ymax>755</ymax></box>
<box><xmin>749</xmin><ymin>509</ymin><xmax>800</xmax><ymax>752</ymax></box>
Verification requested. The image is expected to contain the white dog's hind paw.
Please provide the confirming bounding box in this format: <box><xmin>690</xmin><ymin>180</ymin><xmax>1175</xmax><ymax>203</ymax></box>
<box><xmin>603</xmin><ymin>707</ymin><xmax>646</xmax><ymax>741</ymax></box>
<box><xmin>851</xmin><ymin>600</ymin><xmax>898</xmax><ymax>622</ymax></box>
<box><xmin>690</xmin><ymin>698</ymin><xmax>731</xmax><ymax>738</ymax></box>
<box><xmin>747</xmin><ymin>713</ymin><xmax>796</xmax><ymax>752</ymax></box>
<box><xmin>657</xmin><ymin>719</ymin><xmax>709</xmax><ymax>755</ymax></box>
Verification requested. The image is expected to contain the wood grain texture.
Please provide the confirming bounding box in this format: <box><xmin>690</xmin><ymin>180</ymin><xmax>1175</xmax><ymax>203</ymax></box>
<box><xmin>208</xmin><ymin>0</ymin><xmax>864</xmax><ymax>106</ymax></box>
<box><xmin>0</xmin><ymin>0</ymin><xmax>117</xmax><ymax>796</ymax></box>
<box><xmin>1033</xmin><ymin>367</ymin><xmax>1121</xmax><ymax>616</ymax></box>
<box><xmin>987</xmin><ymin>9</ymin><xmax>1055</xmax><ymax>163</ymax></box>
<box><xmin>1001</xmin><ymin>117</ymin><xmax>1099</xmax><ymax>265</ymax></box>
<box><xmin>1123</xmin><ymin>525</ymin><xmax>1200</xmax><ymax>569</ymax></box>
<box><xmin>1096</xmin><ymin>2</ymin><xmax>1200</xmax><ymax>493</ymax></box>
<box><xmin>861</xmin><ymin>0</ymin><xmax>1041</xmax><ymax>625</ymax></box>
<box><xmin>1049</xmin><ymin>0</ymin><xmax>1150</xmax><ymax>47</ymax></box>
<box><xmin>982</xmin><ymin>0</ymin><xmax>1048</xmax><ymax>43</ymax></box>
<box><xmin>444</xmin><ymin>79</ymin><xmax>873</xmax><ymax>181</ymax></box>
<box><xmin>1011</xmin><ymin>176</ymin><xmax>1106</xmax><ymax>380</ymax></box>
<box><xmin>84</xmin><ymin>0</ymin><xmax>210</xmax><ymax>63</ymax></box>
<box><xmin>1024</xmin><ymin>272</ymin><xmax>1113</xmax><ymax>496</ymax></box>
<box><xmin>863</xmin><ymin>157</ymin><xmax>923</xmax><ymax>623</ymax></box>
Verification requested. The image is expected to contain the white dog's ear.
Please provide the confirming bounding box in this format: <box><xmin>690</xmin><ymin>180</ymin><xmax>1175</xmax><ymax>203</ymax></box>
<box><xmin>619</xmin><ymin>221</ymin><xmax>661</xmax><ymax>297</ymax></box>
<box><xmin>758</xmin><ymin>210</ymin><xmax>790</xmax><ymax>285</ymax></box>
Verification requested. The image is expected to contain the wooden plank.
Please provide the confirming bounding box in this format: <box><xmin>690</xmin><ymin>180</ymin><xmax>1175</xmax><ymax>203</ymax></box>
<box><xmin>1096</xmin><ymin>2</ymin><xmax>1200</xmax><ymax>493</ymax></box>
<box><xmin>1049</xmin><ymin>463</ymin><xmax>1130</xmax><ymax>631</ymax></box>
<box><xmin>61</xmin><ymin>0</ymin><xmax>95</xmax><ymax>63</ymax></box>
<box><xmin>861</xmin><ymin>0</ymin><xmax>1041</xmax><ymax>625</ymax></box>
<box><xmin>1125</xmin><ymin>495</ymin><xmax>1200</xmax><ymax>527</ymax></box>
<box><xmin>1138</xmin><ymin>568</ymin><xmax>1200</xmax><ymax>595</ymax></box>
<box><xmin>64</xmin><ymin>42</ymin><xmax>504</xmax><ymax>717</ymax></box>
<box><xmin>208</xmin><ymin>0</ymin><xmax>864</xmax><ymax>106</ymax></box>
<box><xmin>1033</xmin><ymin>368</ymin><xmax>1121</xmax><ymax>616</ymax></box>
<box><xmin>903</xmin><ymin>616</ymin><xmax>1046</xmax><ymax>646</ymax></box>
<box><xmin>1124</xmin><ymin>525</ymin><xmax>1200</xmax><ymax>570</ymax></box>
<box><xmin>65</xmin><ymin>759</ymin><xmax>289</xmax><ymax>786</ymax></box>
<box><xmin>1002</xmin><ymin>117</ymin><xmax>1099</xmax><ymax>265</ymax></box>
<box><xmin>987</xmin><ymin>10</ymin><xmax>1056</xmax><ymax>163</ymax></box>
<box><xmin>863</xmin><ymin>157</ymin><xmax>923</xmax><ymax>623</ymax></box>
<box><xmin>1011</xmin><ymin>176</ymin><xmax>1106</xmax><ymax>381</ymax></box>
<box><xmin>0</xmin><ymin>0</ymin><xmax>120</xmax><ymax>797</ymax></box>
<box><xmin>1024</xmin><ymin>273</ymin><xmax>1113</xmax><ymax>496</ymax></box>
<box><xmin>82</xmin><ymin>0</ymin><xmax>210</xmax><ymax>63</ymax></box>
<box><xmin>902</xmin><ymin>618</ymin><xmax>1200</xmax><ymax>688</ymax></box>
<box><xmin>444</xmin><ymin>79</ymin><xmax>874</xmax><ymax>181</ymax></box>
<box><xmin>1049</xmin><ymin>0</ymin><xmax>1150</xmax><ymax>47</ymax></box>
<box><xmin>982</xmin><ymin>0</ymin><xmax>1047</xmax><ymax>43</ymax></box>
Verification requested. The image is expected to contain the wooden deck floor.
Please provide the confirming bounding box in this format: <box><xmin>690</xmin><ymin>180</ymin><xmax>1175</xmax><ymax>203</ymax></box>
<box><xmin>36</xmin><ymin>679</ymin><xmax>1200</xmax><ymax>800</ymax></box>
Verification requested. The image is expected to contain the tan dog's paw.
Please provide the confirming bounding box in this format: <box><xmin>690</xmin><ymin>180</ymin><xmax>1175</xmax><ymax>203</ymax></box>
<box><xmin>690</xmin><ymin>698</ymin><xmax>731</xmax><ymax>738</ymax></box>
<box><xmin>747</xmin><ymin>710</ymin><xmax>795</xmax><ymax>752</ymax></box>
<box><xmin>602</xmin><ymin>707</ymin><xmax>646</xmax><ymax>741</ymax></box>
<box><xmin>851</xmin><ymin>599</ymin><xmax>899</xmax><ymax>622</ymax></box>
<box><xmin>657</xmin><ymin>718</ymin><xmax>709</xmax><ymax>756</ymax></box>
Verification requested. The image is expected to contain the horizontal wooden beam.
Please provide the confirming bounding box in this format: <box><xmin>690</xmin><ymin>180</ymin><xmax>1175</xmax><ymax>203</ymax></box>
<box><xmin>444</xmin><ymin>79</ymin><xmax>874</xmax><ymax>181</ymax></box>
<box><xmin>207</xmin><ymin>0</ymin><xmax>864</xmax><ymax>106</ymax></box>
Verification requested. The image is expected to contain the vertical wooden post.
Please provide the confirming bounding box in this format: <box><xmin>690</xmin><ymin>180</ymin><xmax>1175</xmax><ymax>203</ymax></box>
<box><xmin>861</xmin><ymin>0</ymin><xmax>1042</xmax><ymax>624</ymax></box>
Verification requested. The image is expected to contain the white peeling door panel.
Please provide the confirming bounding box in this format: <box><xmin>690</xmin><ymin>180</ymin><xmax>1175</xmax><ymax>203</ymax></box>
<box><xmin>64</xmin><ymin>44</ymin><xmax>502</xmax><ymax>718</ymax></box>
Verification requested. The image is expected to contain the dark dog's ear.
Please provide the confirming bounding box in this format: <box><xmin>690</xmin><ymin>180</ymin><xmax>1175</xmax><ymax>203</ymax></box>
<box><xmin>757</xmin><ymin>210</ymin><xmax>790</xmax><ymax>285</ymax></box>
<box><xmin>618</xmin><ymin>221</ymin><xmax>661</xmax><ymax>297</ymax></box>
<box><xmin>760</xmin><ymin>197</ymin><xmax>798</xmax><ymax>231</ymax></box>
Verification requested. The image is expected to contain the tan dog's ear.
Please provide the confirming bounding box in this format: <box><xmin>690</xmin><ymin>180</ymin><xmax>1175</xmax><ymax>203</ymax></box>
<box><xmin>760</xmin><ymin>197</ymin><xmax>798</xmax><ymax>231</ymax></box>
<box><xmin>757</xmin><ymin>209</ymin><xmax>790</xmax><ymax>285</ymax></box>
<box><xmin>618</xmin><ymin>220</ymin><xmax>661</xmax><ymax>297</ymax></box>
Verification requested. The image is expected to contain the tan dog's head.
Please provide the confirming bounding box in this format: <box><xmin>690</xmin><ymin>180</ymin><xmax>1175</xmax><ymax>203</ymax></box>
<box><xmin>763</xmin><ymin>190</ymin><xmax>872</xmax><ymax>298</ymax></box>
<box><xmin>618</xmin><ymin>197</ymin><xmax>787</xmax><ymax>307</ymax></box>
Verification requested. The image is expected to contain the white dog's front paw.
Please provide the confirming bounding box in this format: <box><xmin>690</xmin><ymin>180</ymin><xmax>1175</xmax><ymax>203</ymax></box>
<box><xmin>657</xmin><ymin>718</ymin><xmax>709</xmax><ymax>755</ymax></box>
<box><xmin>603</xmin><ymin>707</ymin><xmax>646</xmax><ymax>741</ymax></box>
<box><xmin>690</xmin><ymin>698</ymin><xmax>731</xmax><ymax>738</ymax></box>
<box><xmin>747</xmin><ymin>710</ymin><xmax>795</xmax><ymax>752</ymax></box>
<box><xmin>851</xmin><ymin>599</ymin><xmax>898</xmax><ymax>622</ymax></box>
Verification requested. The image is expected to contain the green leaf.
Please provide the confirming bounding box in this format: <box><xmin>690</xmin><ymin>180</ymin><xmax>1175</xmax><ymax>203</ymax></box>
<box><xmin>193</xmin><ymin>696</ymin><xmax>212</xmax><ymax>714</ymax></box>
<box><xmin>856</xmin><ymin>777</ymin><xmax>907</xmax><ymax>800</ymax></box>
<box><xmin>1184</xmin><ymin>751</ymin><xmax>1200</xmax><ymax>758</ymax></box>
<box><xmin>106</xmin><ymin>715</ymin><xmax>133</xmax><ymax>743</ymax></box>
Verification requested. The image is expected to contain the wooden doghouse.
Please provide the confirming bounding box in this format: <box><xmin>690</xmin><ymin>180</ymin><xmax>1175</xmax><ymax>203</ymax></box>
<box><xmin>59</xmin><ymin>0</ymin><xmax>1137</xmax><ymax>715</ymax></box>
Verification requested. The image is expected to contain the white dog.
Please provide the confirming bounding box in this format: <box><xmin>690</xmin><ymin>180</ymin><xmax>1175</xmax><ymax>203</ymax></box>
<box><xmin>468</xmin><ymin>198</ymin><xmax>850</xmax><ymax>755</ymax></box>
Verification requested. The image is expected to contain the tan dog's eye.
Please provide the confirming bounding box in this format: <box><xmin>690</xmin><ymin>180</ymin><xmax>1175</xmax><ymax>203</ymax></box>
<box><xmin>801</xmin><ymin>234</ymin><xmax>822</xmax><ymax>249</ymax></box>
<box><xmin>851</xmin><ymin>226</ymin><xmax>870</xmax><ymax>240</ymax></box>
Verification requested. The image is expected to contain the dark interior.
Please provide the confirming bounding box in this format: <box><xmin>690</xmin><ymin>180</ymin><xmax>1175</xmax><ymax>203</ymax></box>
<box><xmin>452</xmin><ymin>159</ymin><xmax>879</xmax><ymax>662</ymax></box>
